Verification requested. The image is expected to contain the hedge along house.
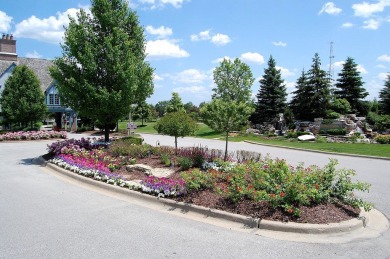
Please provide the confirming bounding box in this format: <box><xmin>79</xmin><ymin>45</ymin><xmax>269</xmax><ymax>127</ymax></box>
<box><xmin>0</xmin><ymin>34</ymin><xmax>78</xmax><ymax>131</ymax></box>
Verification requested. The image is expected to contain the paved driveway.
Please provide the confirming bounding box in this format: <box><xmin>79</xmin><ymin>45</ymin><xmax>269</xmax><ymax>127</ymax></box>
<box><xmin>0</xmin><ymin>135</ymin><xmax>389</xmax><ymax>258</ymax></box>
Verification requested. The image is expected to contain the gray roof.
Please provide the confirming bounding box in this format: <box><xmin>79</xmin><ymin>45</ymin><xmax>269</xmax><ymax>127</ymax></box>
<box><xmin>0</xmin><ymin>57</ymin><xmax>53</xmax><ymax>92</ymax></box>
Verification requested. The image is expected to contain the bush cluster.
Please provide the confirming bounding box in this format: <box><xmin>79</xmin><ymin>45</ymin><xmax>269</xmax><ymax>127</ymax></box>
<box><xmin>375</xmin><ymin>134</ymin><xmax>390</xmax><ymax>144</ymax></box>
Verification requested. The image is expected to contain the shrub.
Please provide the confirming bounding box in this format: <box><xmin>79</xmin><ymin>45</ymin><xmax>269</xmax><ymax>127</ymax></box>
<box><xmin>160</xmin><ymin>153</ymin><xmax>171</xmax><ymax>166</ymax></box>
<box><xmin>178</xmin><ymin>156</ymin><xmax>193</xmax><ymax>170</ymax></box>
<box><xmin>177</xmin><ymin>146</ymin><xmax>209</xmax><ymax>168</ymax></box>
<box><xmin>108</xmin><ymin>142</ymin><xmax>154</xmax><ymax>158</ymax></box>
<box><xmin>375</xmin><ymin>135</ymin><xmax>390</xmax><ymax>144</ymax></box>
<box><xmin>181</xmin><ymin>169</ymin><xmax>214</xmax><ymax>192</ymax></box>
<box><xmin>117</xmin><ymin>136</ymin><xmax>143</xmax><ymax>145</ymax></box>
<box><xmin>212</xmin><ymin>158</ymin><xmax>372</xmax><ymax>215</ymax></box>
<box><xmin>320</xmin><ymin>129</ymin><xmax>347</xmax><ymax>136</ymax></box>
<box><xmin>47</xmin><ymin>138</ymin><xmax>94</xmax><ymax>155</ymax></box>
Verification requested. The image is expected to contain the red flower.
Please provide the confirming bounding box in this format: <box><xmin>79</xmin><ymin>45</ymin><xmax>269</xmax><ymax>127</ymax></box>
<box><xmin>280</xmin><ymin>192</ymin><xmax>285</xmax><ymax>197</ymax></box>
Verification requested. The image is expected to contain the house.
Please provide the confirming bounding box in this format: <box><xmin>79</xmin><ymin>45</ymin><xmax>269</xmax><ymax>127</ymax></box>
<box><xmin>0</xmin><ymin>34</ymin><xmax>77</xmax><ymax>131</ymax></box>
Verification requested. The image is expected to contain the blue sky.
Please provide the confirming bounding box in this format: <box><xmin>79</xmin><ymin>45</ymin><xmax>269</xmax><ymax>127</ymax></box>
<box><xmin>1</xmin><ymin>0</ymin><xmax>390</xmax><ymax>105</ymax></box>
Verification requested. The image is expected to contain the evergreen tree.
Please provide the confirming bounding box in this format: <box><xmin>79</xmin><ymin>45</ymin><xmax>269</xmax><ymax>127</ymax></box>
<box><xmin>290</xmin><ymin>70</ymin><xmax>312</xmax><ymax>120</ymax></box>
<box><xmin>155</xmin><ymin>100</ymin><xmax>168</xmax><ymax>117</ymax></box>
<box><xmin>379</xmin><ymin>73</ymin><xmax>390</xmax><ymax>115</ymax></box>
<box><xmin>334</xmin><ymin>57</ymin><xmax>368</xmax><ymax>114</ymax></box>
<box><xmin>305</xmin><ymin>53</ymin><xmax>331</xmax><ymax>120</ymax></box>
<box><xmin>50</xmin><ymin>0</ymin><xmax>154</xmax><ymax>142</ymax></box>
<box><xmin>166</xmin><ymin>92</ymin><xmax>185</xmax><ymax>113</ymax></box>
<box><xmin>132</xmin><ymin>101</ymin><xmax>151</xmax><ymax>126</ymax></box>
<box><xmin>253</xmin><ymin>56</ymin><xmax>287</xmax><ymax>124</ymax></box>
<box><xmin>0</xmin><ymin>65</ymin><xmax>47</xmax><ymax>129</ymax></box>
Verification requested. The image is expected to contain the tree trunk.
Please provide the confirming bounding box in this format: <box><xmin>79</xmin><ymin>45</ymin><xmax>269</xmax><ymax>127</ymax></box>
<box><xmin>175</xmin><ymin>136</ymin><xmax>178</xmax><ymax>155</ymax></box>
<box><xmin>104</xmin><ymin>124</ymin><xmax>110</xmax><ymax>142</ymax></box>
<box><xmin>224</xmin><ymin>131</ymin><xmax>229</xmax><ymax>161</ymax></box>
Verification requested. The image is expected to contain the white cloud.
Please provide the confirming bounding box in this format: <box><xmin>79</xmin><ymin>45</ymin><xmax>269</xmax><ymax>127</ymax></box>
<box><xmin>352</xmin><ymin>0</ymin><xmax>390</xmax><ymax>18</ymax></box>
<box><xmin>153</xmin><ymin>73</ymin><xmax>164</xmax><ymax>81</ymax></box>
<box><xmin>378</xmin><ymin>72</ymin><xmax>389</xmax><ymax>80</ymax></box>
<box><xmin>211</xmin><ymin>33</ymin><xmax>231</xmax><ymax>46</ymax></box>
<box><xmin>190</xmin><ymin>30</ymin><xmax>211</xmax><ymax>41</ymax></box>
<box><xmin>272</xmin><ymin>41</ymin><xmax>287</xmax><ymax>47</ymax></box>
<box><xmin>212</xmin><ymin>56</ymin><xmax>233</xmax><ymax>63</ymax></box>
<box><xmin>173</xmin><ymin>85</ymin><xmax>207</xmax><ymax>94</ymax></box>
<box><xmin>13</xmin><ymin>7</ymin><xmax>84</xmax><ymax>44</ymax></box>
<box><xmin>377</xmin><ymin>54</ymin><xmax>390</xmax><ymax>62</ymax></box>
<box><xmin>25</xmin><ymin>50</ymin><xmax>42</xmax><ymax>59</ymax></box>
<box><xmin>145</xmin><ymin>25</ymin><xmax>172</xmax><ymax>38</ymax></box>
<box><xmin>240</xmin><ymin>52</ymin><xmax>264</xmax><ymax>64</ymax></box>
<box><xmin>276</xmin><ymin>66</ymin><xmax>295</xmax><ymax>77</ymax></box>
<box><xmin>357</xmin><ymin>64</ymin><xmax>368</xmax><ymax>74</ymax></box>
<box><xmin>139</xmin><ymin>0</ymin><xmax>188</xmax><ymax>9</ymax></box>
<box><xmin>376</xmin><ymin>64</ymin><xmax>387</xmax><ymax>69</ymax></box>
<box><xmin>363</xmin><ymin>19</ymin><xmax>380</xmax><ymax>29</ymax></box>
<box><xmin>341</xmin><ymin>22</ymin><xmax>354</xmax><ymax>28</ymax></box>
<box><xmin>191</xmin><ymin>30</ymin><xmax>231</xmax><ymax>46</ymax></box>
<box><xmin>173</xmin><ymin>69</ymin><xmax>208</xmax><ymax>84</ymax></box>
<box><xmin>334</xmin><ymin>61</ymin><xmax>345</xmax><ymax>69</ymax></box>
<box><xmin>318</xmin><ymin>2</ymin><xmax>342</xmax><ymax>15</ymax></box>
<box><xmin>0</xmin><ymin>11</ymin><xmax>12</xmax><ymax>32</ymax></box>
<box><xmin>146</xmin><ymin>39</ymin><xmax>189</xmax><ymax>58</ymax></box>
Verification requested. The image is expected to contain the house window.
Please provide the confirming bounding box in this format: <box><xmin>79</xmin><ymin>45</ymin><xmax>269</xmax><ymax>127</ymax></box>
<box><xmin>49</xmin><ymin>94</ymin><xmax>54</xmax><ymax>105</ymax></box>
<box><xmin>54</xmin><ymin>94</ymin><xmax>60</xmax><ymax>105</ymax></box>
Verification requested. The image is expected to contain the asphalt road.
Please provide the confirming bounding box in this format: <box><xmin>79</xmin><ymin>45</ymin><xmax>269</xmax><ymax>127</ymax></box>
<box><xmin>0</xmin><ymin>134</ymin><xmax>389</xmax><ymax>258</ymax></box>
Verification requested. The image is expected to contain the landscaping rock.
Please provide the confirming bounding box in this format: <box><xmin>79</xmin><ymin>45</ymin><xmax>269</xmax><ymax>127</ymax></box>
<box><xmin>126</xmin><ymin>164</ymin><xmax>153</xmax><ymax>174</ymax></box>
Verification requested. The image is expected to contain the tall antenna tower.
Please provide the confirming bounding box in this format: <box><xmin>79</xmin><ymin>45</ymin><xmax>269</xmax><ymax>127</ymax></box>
<box><xmin>329</xmin><ymin>41</ymin><xmax>335</xmax><ymax>83</ymax></box>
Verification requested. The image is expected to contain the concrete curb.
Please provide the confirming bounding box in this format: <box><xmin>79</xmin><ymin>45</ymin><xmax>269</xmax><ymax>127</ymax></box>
<box><xmin>243</xmin><ymin>140</ymin><xmax>390</xmax><ymax>161</ymax></box>
<box><xmin>37</xmin><ymin>157</ymin><xmax>388</xmax><ymax>240</ymax></box>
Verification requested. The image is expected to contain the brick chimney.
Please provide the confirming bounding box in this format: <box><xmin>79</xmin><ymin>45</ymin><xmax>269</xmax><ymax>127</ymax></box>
<box><xmin>0</xmin><ymin>34</ymin><xmax>17</xmax><ymax>61</ymax></box>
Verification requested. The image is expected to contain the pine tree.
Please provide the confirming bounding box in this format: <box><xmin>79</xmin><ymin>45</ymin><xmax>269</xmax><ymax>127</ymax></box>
<box><xmin>379</xmin><ymin>73</ymin><xmax>390</xmax><ymax>115</ymax></box>
<box><xmin>253</xmin><ymin>56</ymin><xmax>287</xmax><ymax>124</ymax></box>
<box><xmin>0</xmin><ymin>65</ymin><xmax>47</xmax><ymax>129</ymax></box>
<box><xmin>334</xmin><ymin>57</ymin><xmax>368</xmax><ymax>114</ymax></box>
<box><xmin>166</xmin><ymin>92</ymin><xmax>185</xmax><ymax>113</ymax></box>
<box><xmin>305</xmin><ymin>53</ymin><xmax>331</xmax><ymax>120</ymax></box>
<box><xmin>50</xmin><ymin>0</ymin><xmax>154</xmax><ymax>142</ymax></box>
<box><xmin>290</xmin><ymin>70</ymin><xmax>312</xmax><ymax>120</ymax></box>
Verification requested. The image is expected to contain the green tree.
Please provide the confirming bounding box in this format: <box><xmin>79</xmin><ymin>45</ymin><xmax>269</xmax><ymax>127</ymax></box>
<box><xmin>253</xmin><ymin>56</ymin><xmax>287</xmax><ymax>124</ymax></box>
<box><xmin>0</xmin><ymin>65</ymin><xmax>47</xmax><ymax>129</ymax></box>
<box><xmin>379</xmin><ymin>73</ymin><xmax>390</xmax><ymax>115</ymax></box>
<box><xmin>154</xmin><ymin>112</ymin><xmax>197</xmax><ymax>154</ymax></box>
<box><xmin>291</xmin><ymin>54</ymin><xmax>331</xmax><ymax>121</ymax></box>
<box><xmin>330</xmin><ymin>98</ymin><xmax>351</xmax><ymax>115</ymax></box>
<box><xmin>166</xmin><ymin>92</ymin><xmax>185</xmax><ymax>113</ymax></box>
<box><xmin>155</xmin><ymin>100</ymin><xmax>168</xmax><ymax>117</ymax></box>
<box><xmin>306</xmin><ymin>53</ymin><xmax>331</xmax><ymax>119</ymax></box>
<box><xmin>201</xmin><ymin>58</ymin><xmax>254</xmax><ymax>160</ymax></box>
<box><xmin>50</xmin><ymin>0</ymin><xmax>154</xmax><ymax>142</ymax></box>
<box><xmin>132</xmin><ymin>101</ymin><xmax>151</xmax><ymax>126</ymax></box>
<box><xmin>334</xmin><ymin>57</ymin><xmax>368</xmax><ymax>115</ymax></box>
<box><xmin>290</xmin><ymin>70</ymin><xmax>311</xmax><ymax>120</ymax></box>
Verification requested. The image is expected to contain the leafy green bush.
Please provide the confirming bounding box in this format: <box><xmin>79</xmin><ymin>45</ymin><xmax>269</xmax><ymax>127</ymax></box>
<box><xmin>375</xmin><ymin>134</ymin><xmax>390</xmax><ymax>144</ymax></box>
<box><xmin>118</xmin><ymin>136</ymin><xmax>143</xmax><ymax>145</ymax></box>
<box><xmin>320</xmin><ymin>128</ymin><xmax>347</xmax><ymax>135</ymax></box>
<box><xmin>209</xmin><ymin>158</ymin><xmax>372</xmax><ymax>216</ymax></box>
<box><xmin>108</xmin><ymin>142</ymin><xmax>154</xmax><ymax>158</ymax></box>
<box><xmin>160</xmin><ymin>153</ymin><xmax>171</xmax><ymax>166</ymax></box>
<box><xmin>178</xmin><ymin>156</ymin><xmax>193</xmax><ymax>170</ymax></box>
<box><xmin>181</xmin><ymin>169</ymin><xmax>214</xmax><ymax>191</ymax></box>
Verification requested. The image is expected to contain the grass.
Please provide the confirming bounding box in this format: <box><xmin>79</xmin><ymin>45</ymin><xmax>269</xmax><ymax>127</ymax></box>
<box><xmin>229</xmin><ymin>134</ymin><xmax>390</xmax><ymax>158</ymax></box>
<box><xmin>117</xmin><ymin>120</ymin><xmax>390</xmax><ymax>158</ymax></box>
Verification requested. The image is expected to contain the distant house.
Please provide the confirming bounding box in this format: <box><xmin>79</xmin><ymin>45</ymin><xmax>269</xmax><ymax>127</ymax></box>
<box><xmin>0</xmin><ymin>34</ymin><xmax>77</xmax><ymax>130</ymax></box>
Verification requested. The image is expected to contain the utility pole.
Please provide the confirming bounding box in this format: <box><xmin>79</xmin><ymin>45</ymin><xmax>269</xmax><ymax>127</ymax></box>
<box><xmin>329</xmin><ymin>41</ymin><xmax>335</xmax><ymax>84</ymax></box>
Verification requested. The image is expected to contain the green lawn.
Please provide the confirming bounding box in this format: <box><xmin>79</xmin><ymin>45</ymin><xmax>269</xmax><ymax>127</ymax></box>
<box><xmin>118</xmin><ymin>120</ymin><xmax>390</xmax><ymax>158</ymax></box>
<box><xmin>229</xmin><ymin>134</ymin><xmax>390</xmax><ymax>158</ymax></box>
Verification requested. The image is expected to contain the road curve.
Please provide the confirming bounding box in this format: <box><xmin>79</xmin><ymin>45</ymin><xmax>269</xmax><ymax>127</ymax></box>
<box><xmin>0</xmin><ymin>135</ymin><xmax>389</xmax><ymax>258</ymax></box>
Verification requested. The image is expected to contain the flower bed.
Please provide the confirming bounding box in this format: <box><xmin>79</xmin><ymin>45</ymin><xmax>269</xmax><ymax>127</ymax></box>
<box><xmin>0</xmin><ymin>130</ymin><xmax>67</xmax><ymax>141</ymax></box>
<box><xmin>46</xmin><ymin>138</ymin><xmax>373</xmax><ymax>222</ymax></box>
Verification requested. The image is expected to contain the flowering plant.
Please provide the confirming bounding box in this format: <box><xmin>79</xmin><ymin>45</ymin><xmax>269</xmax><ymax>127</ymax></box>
<box><xmin>0</xmin><ymin>130</ymin><xmax>67</xmax><ymax>141</ymax></box>
<box><xmin>141</xmin><ymin>176</ymin><xmax>186</xmax><ymax>197</ymax></box>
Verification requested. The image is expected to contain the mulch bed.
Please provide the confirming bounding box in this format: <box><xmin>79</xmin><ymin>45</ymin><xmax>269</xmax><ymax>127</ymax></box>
<box><xmin>45</xmin><ymin>153</ymin><xmax>360</xmax><ymax>224</ymax></box>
